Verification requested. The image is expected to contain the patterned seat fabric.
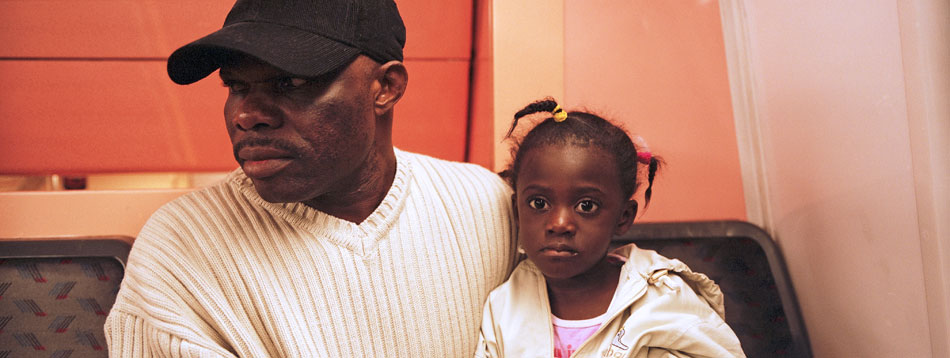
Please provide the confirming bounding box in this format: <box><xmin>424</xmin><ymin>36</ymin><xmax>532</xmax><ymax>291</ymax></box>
<box><xmin>0</xmin><ymin>257</ymin><xmax>124</xmax><ymax>358</ymax></box>
<box><xmin>629</xmin><ymin>237</ymin><xmax>793</xmax><ymax>357</ymax></box>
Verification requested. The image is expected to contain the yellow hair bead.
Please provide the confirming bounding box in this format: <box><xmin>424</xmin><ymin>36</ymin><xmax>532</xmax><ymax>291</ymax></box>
<box><xmin>552</xmin><ymin>105</ymin><xmax>568</xmax><ymax>122</ymax></box>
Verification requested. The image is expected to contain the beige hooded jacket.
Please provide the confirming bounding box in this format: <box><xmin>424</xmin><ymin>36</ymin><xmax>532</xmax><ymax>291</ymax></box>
<box><xmin>475</xmin><ymin>244</ymin><xmax>746</xmax><ymax>358</ymax></box>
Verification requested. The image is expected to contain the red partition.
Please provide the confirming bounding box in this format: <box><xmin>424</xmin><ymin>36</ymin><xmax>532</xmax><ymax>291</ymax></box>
<box><xmin>0</xmin><ymin>0</ymin><xmax>474</xmax><ymax>174</ymax></box>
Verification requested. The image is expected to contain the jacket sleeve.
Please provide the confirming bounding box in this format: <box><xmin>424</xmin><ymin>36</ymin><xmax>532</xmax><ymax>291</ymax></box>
<box><xmin>474</xmin><ymin>295</ymin><xmax>502</xmax><ymax>358</ymax></box>
<box><xmin>646</xmin><ymin>272</ymin><xmax>747</xmax><ymax>358</ymax></box>
<box><xmin>645</xmin><ymin>348</ymin><xmax>696</xmax><ymax>358</ymax></box>
<box><xmin>651</xmin><ymin>320</ymin><xmax>746</xmax><ymax>358</ymax></box>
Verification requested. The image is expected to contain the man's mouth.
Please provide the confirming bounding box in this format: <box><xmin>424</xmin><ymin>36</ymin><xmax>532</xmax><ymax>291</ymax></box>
<box><xmin>238</xmin><ymin>146</ymin><xmax>294</xmax><ymax>179</ymax></box>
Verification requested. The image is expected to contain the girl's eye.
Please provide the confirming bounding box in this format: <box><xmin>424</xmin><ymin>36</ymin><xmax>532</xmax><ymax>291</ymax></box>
<box><xmin>575</xmin><ymin>200</ymin><xmax>599</xmax><ymax>214</ymax></box>
<box><xmin>275</xmin><ymin>77</ymin><xmax>308</xmax><ymax>92</ymax></box>
<box><xmin>527</xmin><ymin>198</ymin><xmax>548</xmax><ymax>210</ymax></box>
<box><xmin>222</xmin><ymin>80</ymin><xmax>248</xmax><ymax>94</ymax></box>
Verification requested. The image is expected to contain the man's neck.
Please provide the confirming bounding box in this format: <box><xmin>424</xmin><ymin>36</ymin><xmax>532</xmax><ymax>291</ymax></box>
<box><xmin>303</xmin><ymin>147</ymin><xmax>397</xmax><ymax>224</ymax></box>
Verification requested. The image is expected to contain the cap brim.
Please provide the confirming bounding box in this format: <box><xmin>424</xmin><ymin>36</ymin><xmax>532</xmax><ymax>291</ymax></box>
<box><xmin>167</xmin><ymin>21</ymin><xmax>361</xmax><ymax>85</ymax></box>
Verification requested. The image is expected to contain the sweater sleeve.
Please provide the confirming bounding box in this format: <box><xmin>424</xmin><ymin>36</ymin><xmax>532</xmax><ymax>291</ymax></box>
<box><xmin>104</xmin><ymin>200</ymin><xmax>242</xmax><ymax>358</ymax></box>
<box><xmin>105</xmin><ymin>310</ymin><xmax>237</xmax><ymax>358</ymax></box>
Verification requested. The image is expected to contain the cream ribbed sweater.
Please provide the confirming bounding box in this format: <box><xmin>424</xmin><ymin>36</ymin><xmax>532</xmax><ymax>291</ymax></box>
<box><xmin>105</xmin><ymin>149</ymin><xmax>516</xmax><ymax>357</ymax></box>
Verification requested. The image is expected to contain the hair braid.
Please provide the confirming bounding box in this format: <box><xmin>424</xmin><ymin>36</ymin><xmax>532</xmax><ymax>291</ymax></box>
<box><xmin>506</xmin><ymin>98</ymin><xmax>559</xmax><ymax>137</ymax></box>
<box><xmin>643</xmin><ymin>156</ymin><xmax>661</xmax><ymax>208</ymax></box>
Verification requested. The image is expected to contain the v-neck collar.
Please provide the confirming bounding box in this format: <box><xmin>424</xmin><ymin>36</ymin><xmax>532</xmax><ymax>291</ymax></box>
<box><xmin>231</xmin><ymin>148</ymin><xmax>413</xmax><ymax>256</ymax></box>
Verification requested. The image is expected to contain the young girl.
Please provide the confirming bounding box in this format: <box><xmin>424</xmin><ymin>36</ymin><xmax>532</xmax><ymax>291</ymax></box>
<box><xmin>476</xmin><ymin>99</ymin><xmax>745</xmax><ymax>358</ymax></box>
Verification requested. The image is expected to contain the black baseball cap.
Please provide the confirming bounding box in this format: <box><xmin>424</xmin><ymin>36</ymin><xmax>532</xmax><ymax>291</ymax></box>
<box><xmin>167</xmin><ymin>0</ymin><xmax>406</xmax><ymax>85</ymax></box>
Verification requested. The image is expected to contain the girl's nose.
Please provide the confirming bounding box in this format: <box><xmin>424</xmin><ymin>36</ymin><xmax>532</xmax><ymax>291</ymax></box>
<box><xmin>546</xmin><ymin>207</ymin><xmax>576</xmax><ymax>236</ymax></box>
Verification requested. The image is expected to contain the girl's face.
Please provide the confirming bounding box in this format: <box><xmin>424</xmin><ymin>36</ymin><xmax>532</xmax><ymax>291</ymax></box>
<box><xmin>515</xmin><ymin>144</ymin><xmax>636</xmax><ymax>281</ymax></box>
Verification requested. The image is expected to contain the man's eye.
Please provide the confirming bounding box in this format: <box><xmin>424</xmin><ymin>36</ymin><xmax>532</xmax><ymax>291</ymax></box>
<box><xmin>222</xmin><ymin>81</ymin><xmax>248</xmax><ymax>94</ymax></box>
<box><xmin>527</xmin><ymin>198</ymin><xmax>548</xmax><ymax>210</ymax></box>
<box><xmin>575</xmin><ymin>200</ymin><xmax>599</xmax><ymax>214</ymax></box>
<box><xmin>275</xmin><ymin>77</ymin><xmax>308</xmax><ymax>92</ymax></box>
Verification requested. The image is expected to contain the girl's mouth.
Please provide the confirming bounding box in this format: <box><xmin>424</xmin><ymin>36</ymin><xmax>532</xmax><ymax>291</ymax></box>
<box><xmin>540</xmin><ymin>245</ymin><xmax>578</xmax><ymax>258</ymax></box>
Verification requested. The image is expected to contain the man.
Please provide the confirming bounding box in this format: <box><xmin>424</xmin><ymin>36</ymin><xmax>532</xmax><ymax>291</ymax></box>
<box><xmin>104</xmin><ymin>0</ymin><xmax>516</xmax><ymax>356</ymax></box>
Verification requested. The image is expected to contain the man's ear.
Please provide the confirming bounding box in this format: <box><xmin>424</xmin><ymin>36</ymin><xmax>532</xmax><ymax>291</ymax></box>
<box><xmin>614</xmin><ymin>200</ymin><xmax>638</xmax><ymax>236</ymax></box>
<box><xmin>374</xmin><ymin>60</ymin><xmax>408</xmax><ymax>116</ymax></box>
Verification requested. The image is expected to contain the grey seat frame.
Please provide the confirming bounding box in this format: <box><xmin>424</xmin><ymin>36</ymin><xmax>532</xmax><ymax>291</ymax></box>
<box><xmin>0</xmin><ymin>238</ymin><xmax>131</xmax><ymax>266</ymax></box>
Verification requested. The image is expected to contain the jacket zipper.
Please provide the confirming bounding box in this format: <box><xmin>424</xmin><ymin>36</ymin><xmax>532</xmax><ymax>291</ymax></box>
<box><xmin>567</xmin><ymin>268</ymin><xmax>649</xmax><ymax>357</ymax></box>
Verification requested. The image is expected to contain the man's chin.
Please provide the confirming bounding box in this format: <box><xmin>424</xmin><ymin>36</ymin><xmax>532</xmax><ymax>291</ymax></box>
<box><xmin>249</xmin><ymin>179</ymin><xmax>306</xmax><ymax>204</ymax></box>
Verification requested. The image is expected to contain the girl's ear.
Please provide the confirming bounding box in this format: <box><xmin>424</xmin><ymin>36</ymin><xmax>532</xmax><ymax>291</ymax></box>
<box><xmin>374</xmin><ymin>60</ymin><xmax>408</xmax><ymax>116</ymax></box>
<box><xmin>614</xmin><ymin>199</ymin><xmax>638</xmax><ymax>236</ymax></box>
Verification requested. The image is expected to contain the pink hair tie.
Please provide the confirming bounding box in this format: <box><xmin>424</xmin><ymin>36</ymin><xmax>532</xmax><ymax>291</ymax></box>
<box><xmin>637</xmin><ymin>152</ymin><xmax>652</xmax><ymax>165</ymax></box>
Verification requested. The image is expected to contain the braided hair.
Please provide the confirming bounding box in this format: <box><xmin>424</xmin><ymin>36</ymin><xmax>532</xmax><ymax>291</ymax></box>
<box><xmin>501</xmin><ymin>98</ymin><xmax>662</xmax><ymax>207</ymax></box>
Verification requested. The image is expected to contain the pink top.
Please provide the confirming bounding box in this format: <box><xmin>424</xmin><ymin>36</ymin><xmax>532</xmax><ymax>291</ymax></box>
<box><xmin>552</xmin><ymin>311</ymin><xmax>609</xmax><ymax>357</ymax></box>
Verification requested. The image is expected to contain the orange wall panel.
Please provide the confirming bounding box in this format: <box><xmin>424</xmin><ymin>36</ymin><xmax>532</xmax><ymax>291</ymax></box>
<box><xmin>399</xmin><ymin>0</ymin><xmax>473</xmax><ymax>60</ymax></box>
<box><xmin>0</xmin><ymin>60</ymin><xmax>472</xmax><ymax>173</ymax></box>
<box><xmin>0</xmin><ymin>0</ymin><xmax>472</xmax><ymax>59</ymax></box>
<box><xmin>0</xmin><ymin>1</ymin><xmax>233</xmax><ymax>58</ymax></box>
<box><xmin>0</xmin><ymin>61</ymin><xmax>234</xmax><ymax>174</ymax></box>
<box><xmin>564</xmin><ymin>1</ymin><xmax>746</xmax><ymax>222</ymax></box>
<box><xmin>393</xmin><ymin>59</ymin><xmax>471</xmax><ymax>161</ymax></box>
<box><xmin>1</xmin><ymin>0</ymin><xmax>475</xmax><ymax>174</ymax></box>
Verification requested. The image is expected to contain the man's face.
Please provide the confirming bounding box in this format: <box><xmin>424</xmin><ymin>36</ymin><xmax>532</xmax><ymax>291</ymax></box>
<box><xmin>219</xmin><ymin>54</ymin><xmax>380</xmax><ymax>204</ymax></box>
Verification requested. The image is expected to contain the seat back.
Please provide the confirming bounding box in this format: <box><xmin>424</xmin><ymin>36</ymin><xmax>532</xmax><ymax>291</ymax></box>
<box><xmin>0</xmin><ymin>238</ymin><xmax>130</xmax><ymax>357</ymax></box>
<box><xmin>613</xmin><ymin>221</ymin><xmax>811</xmax><ymax>358</ymax></box>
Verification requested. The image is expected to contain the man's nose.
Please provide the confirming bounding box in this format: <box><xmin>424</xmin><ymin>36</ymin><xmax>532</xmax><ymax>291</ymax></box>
<box><xmin>546</xmin><ymin>207</ymin><xmax>576</xmax><ymax>236</ymax></box>
<box><xmin>233</xmin><ymin>94</ymin><xmax>282</xmax><ymax>131</ymax></box>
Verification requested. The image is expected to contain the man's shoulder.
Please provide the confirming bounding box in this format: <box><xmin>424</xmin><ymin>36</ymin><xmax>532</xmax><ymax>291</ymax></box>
<box><xmin>129</xmin><ymin>171</ymin><xmax>267</xmax><ymax>263</ymax></box>
<box><xmin>397</xmin><ymin>149</ymin><xmax>506</xmax><ymax>187</ymax></box>
<box><xmin>146</xmin><ymin>170</ymin><xmax>250</xmax><ymax>224</ymax></box>
<box><xmin>399</xmin><ymin>149</ymin><xmax>489</xmax><ymax>171</ymax></box>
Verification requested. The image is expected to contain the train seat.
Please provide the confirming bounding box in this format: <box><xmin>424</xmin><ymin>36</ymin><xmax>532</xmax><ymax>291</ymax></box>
<box><xmin>613</xmin><ymin>221</ymin><xmax>812</xmax><ymax>358</ymax></box>
<box><xmin>0</xmin><ymin>238</ymin><xmax>130</xmax><ymax>357</ymax></box>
